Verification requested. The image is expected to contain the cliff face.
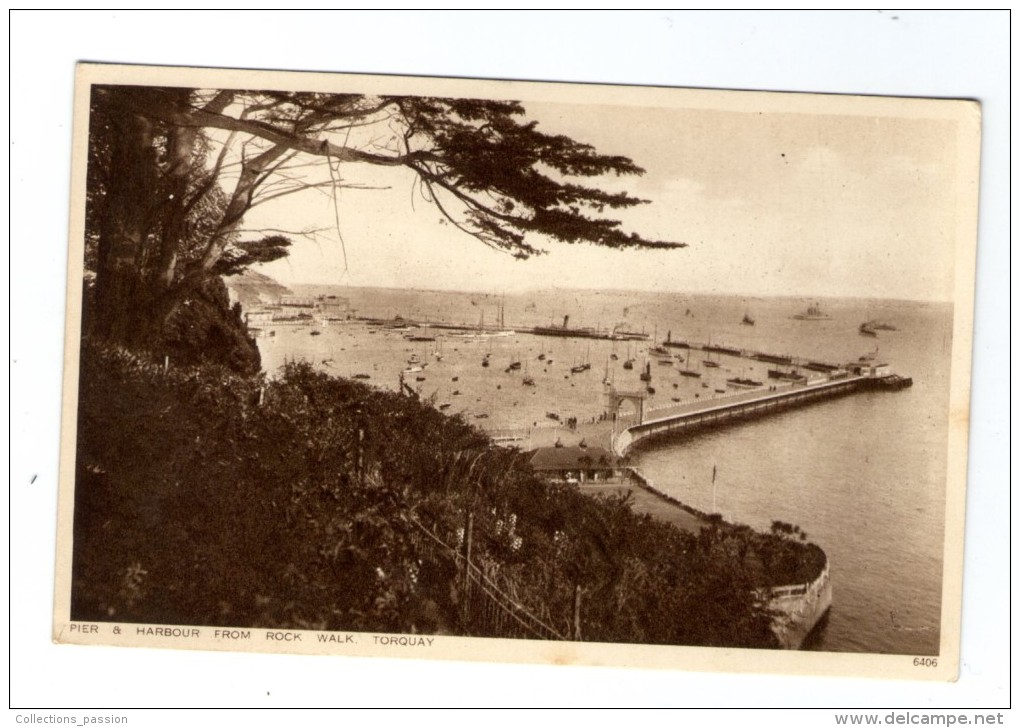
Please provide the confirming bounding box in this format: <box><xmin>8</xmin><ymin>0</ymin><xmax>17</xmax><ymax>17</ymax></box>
<box><xmin>160</xmin><ymin>275</ymin><xmax>261</xmax><ymax>374</ymax></box>
<box><xmin>223</xmin><ymin>269</ymin><xmax>293</xmax><ymax>308</ymax></box>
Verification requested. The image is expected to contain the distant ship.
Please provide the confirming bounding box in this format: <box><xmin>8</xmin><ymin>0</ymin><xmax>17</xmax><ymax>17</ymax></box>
<box><xmin>792</xmin><ymin>303</ymin><xmax>831</xmax><ymax>321</ymax></box>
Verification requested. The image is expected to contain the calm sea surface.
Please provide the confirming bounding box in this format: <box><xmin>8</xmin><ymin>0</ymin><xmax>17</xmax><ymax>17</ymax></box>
<box><xmin>257</xmin><ymin>286</ymin><xmax>952</xmax><ymax>655</ymax></box>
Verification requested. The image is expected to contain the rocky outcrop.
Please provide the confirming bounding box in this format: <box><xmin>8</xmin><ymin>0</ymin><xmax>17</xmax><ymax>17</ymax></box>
<box><xmin>159</xmin><ymin>275</ymin><xmax>261</xmax><ymax>374</ymax></box>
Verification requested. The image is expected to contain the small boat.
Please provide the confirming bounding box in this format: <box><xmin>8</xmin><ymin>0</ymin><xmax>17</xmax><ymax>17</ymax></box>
<box><xmin>639</xmin><ymin>361</ymin><xmax>652</xmax><ymax>382</ymax></box>
<box><xmin>523</xmin><ymin>376</ymin><xmax>535</xmax><ymax>386</ymax></box>
<box><xmin>310</xmin><ymin>330</ymin><xmax>322</xmax><ymax>336</ymax></box>
<box><xmin>715</xmin><ymin>388</ymin><xmax>726</xmax><ymax>394</ymax></box>
<box><xmin>742</xmin><ymin>311</ymin><xmax>755</xmax><ymax>326</ymax></box>
<box><xmin>622</xmin><ymin>359</ymin><xmax>634</xmax><ymax>370</ymax></box>
<box><xmin>726</xmin><ymin>377</ymin><xmax>764</xmax><ymax>389</ymax></box>
<box><xmin>768</xmin><ymin>368</ymin><xmax>806</xmax><ymax>382</ymax></box>
<box><xmin>646</xmin><ymin>386</ymin><xmax>656</xmax><ymax>394</ymax></box>
<box><xmin>703</xmin><ymin>343</ymin><xmax>720</xmax><ymax>368</ymax></box>
<box><xmin>859</xmin><ymin>322</ymin><xmax>878</xmax><ymax>337</ymax></box>
<box><xmin>415</xmin><ymin>375</ymin><xmax>426</xmax><ymax>382</ymax></box>
<box><xmin>649</xmin><ymin>343</ymin><xmax>673</xmax><ymax>366</ymax></box>
<box><xmin>352</xmin><ymin>373</ymin><xmax>371</xmax><ymax>380</ymax></box>
<box><xmin>546</xmin><ymin>412</ymin><xmax>560</xmax><ymax>421</ymax></box>
<box><xmin>439</xmin><ymin>403</ymin><xmax>452</xmax><ymax>410</ymax></box>
<box><xmin>679</xmin><ymin>369</ymin><xmax>702</xmax><ymax>378</ymax></box>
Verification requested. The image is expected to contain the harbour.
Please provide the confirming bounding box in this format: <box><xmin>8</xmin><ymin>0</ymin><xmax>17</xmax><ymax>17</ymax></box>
<box><xmin>251</xmin><ymin>285</ymin><xmax>950</xmax><ymax>655</ymax></box>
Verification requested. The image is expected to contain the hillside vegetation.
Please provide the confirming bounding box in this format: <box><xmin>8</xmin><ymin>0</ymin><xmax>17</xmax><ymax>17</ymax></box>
<box><xmin>72</xmin><ymin>343</ymin><xmax>822</xmax><ymax>647</ymax></box>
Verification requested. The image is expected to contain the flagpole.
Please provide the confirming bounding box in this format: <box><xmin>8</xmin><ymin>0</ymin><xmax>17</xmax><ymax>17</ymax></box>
<box><xmin>712</xmin><ymin>464</ymin><xmax>717</xmax><ymax>513</ymax></box>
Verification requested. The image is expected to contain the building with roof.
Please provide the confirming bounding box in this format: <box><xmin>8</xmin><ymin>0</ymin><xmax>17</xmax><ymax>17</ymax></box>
<box><xmin>527</xmin><ymin>444</ymin><xmax>621</xmax><ymax>484</ymax></box>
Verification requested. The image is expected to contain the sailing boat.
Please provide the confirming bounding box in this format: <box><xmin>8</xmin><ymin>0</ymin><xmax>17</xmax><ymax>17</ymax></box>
<box><xmin>649</xmin><ymin>326</ymin><xmax>672</xmax><ymax>363</ymax></box>
<box><xmin>679</xmin><ymin>355</ymin><xmax>702</xmax><ymax>378</ymax></box>
<box><xmin>506</xmin><ymin>348</ymin><xmax>522</xmax><ymax>373</ymax></box>
<box><xmin>702</xmin><ymin>336</ymin><xmax>720</xmax><ymax>368</ymax></box>
<box><xmin>570</xmin><ymin>344</ymin><xmax>592</xmax><ymax>374</ymax></box>
<box><xmin>622</xmin><ymin>341</ymin><xmax>635</xmax><ymax>370</ymax></box>
<box><xmin>492</xmin><ymin>296</ymin><xmax>516</xmax><ymax>336</ymax></box>
<box><xmin>742</xmin><ymin>310</ymin><xmax>755</xmax><ymax>326</ymax></box>
<box><xmin>522</xmin><ymin>359</ymin><xmax>535</xmax><ymax>386</ymax></box>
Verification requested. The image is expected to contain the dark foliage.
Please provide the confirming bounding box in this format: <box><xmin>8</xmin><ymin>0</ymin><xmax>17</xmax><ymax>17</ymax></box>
<box><xmin>72</xmin><ymin>344</ymin><xmax>813</xmax><ymax>647</ymax></box>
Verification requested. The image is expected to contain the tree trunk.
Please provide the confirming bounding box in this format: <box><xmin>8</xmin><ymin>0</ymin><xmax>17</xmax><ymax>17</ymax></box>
<box><xmin>92</xmin><ymin>87</ymin><xmax>161</xmax><ymax>343</ymax></box>
<box><xmin>155</xmin><ymin>89</ymin><xmax>199</xmax><ymax>290</ymax></box>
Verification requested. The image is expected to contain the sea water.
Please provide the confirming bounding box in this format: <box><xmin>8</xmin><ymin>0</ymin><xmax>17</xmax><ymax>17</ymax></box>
<box><xmin>257</xmin><ymin>286</ymin><xmax>953</xmax><ymax>655</ymax></box>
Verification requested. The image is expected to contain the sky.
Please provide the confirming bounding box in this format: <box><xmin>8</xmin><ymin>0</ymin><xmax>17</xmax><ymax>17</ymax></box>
<box><xmin>246</xmin><ymin>87</ymin><xmax>974</xmax><ymax>302</ymax></box>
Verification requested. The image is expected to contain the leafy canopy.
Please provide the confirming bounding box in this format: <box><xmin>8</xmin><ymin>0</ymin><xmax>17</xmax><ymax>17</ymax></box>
<box><xmin>145</xmin><ymin>88</ymin><xmax>685</xmax><ymax>263</ymax></box>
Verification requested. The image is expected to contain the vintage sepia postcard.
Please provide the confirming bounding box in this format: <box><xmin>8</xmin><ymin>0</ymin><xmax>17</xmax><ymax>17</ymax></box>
<box><xmin>54</xmin><ymin>62</ymin><xmax>980</xmax><ymax>681</ymax></box>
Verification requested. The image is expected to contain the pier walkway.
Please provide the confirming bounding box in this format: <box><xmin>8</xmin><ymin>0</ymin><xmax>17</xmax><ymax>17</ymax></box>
<box><xmin>613</xmin><ymin>373</ymin><xmax>899</xmax><ymax>457</ymax></box>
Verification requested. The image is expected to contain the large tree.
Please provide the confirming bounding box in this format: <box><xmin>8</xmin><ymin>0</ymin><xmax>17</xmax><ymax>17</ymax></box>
<box><xmin>85</xmin><ymin>85</ymin><xmax>684</xmax><ymax>365</ymax></box>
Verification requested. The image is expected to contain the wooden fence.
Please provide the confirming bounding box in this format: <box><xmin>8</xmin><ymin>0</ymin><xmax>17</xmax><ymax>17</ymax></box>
<box><xmin>409</xmin><ymin>517</ymin><xmax>573</xmax><ymax>641</ymax></box>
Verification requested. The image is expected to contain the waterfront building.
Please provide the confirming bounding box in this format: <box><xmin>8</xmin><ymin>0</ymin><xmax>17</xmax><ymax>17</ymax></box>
<box><xmin>528</xmin><ymin>445</ymin><xmax>620</xmax><ymax>484</ymax></box>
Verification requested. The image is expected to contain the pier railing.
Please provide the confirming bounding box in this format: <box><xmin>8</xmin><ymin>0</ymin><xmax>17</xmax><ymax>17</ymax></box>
<box><xmin>614</xmin><ymin>375</ymin><xmax>869</xmax><ymax>456</ymax></box>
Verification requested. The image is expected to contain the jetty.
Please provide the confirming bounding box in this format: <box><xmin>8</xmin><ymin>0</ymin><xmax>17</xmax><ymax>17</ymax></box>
<box><xmin>611</xmin><ymin>364</ymin><xmax>911</xmax><ymax>457</ymax></box>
